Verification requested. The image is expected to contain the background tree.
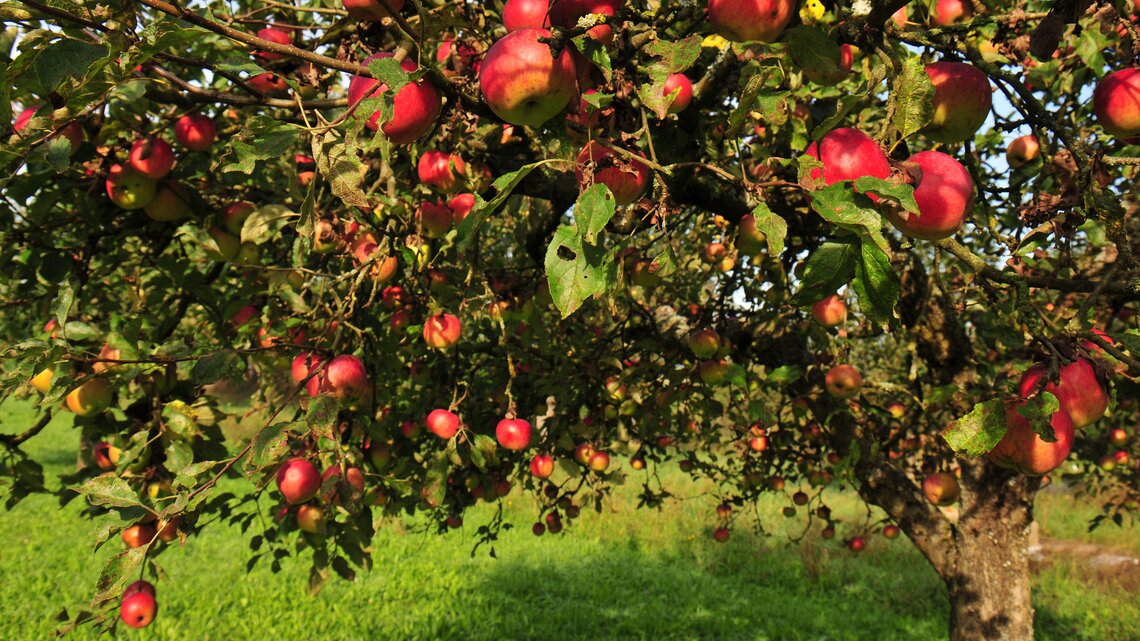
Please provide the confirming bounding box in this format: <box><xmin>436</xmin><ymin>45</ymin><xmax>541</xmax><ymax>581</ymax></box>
<box><xmin>1</xmin><ymin>1</ymin><xmax>1138</xmax><ymax>640</ymax></box>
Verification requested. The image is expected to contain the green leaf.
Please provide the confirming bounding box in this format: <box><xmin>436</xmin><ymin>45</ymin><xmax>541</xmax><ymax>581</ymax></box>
<box><xmin>319</xmin><ymin>139</ymin><xmax>370</xmax><ymax>209</ymax></box>
<box><xmin>307</xmin><ymin>396</ymin><xmax>340</xmax><ymax>439</ymax></box>
<box><xmin>221</xmin><ymin>116</ymin><xmax>298</xmax><ymax>175</ymax></box>
<box><xmin>755</xmin><ymin>90</ymin><xmax>790</xmax><ymax>126</ymax></box>
<box><xmin>544</xmin><ymin>226</ymin><xmax>615</xmax><ymax>318</ymax></box>
<box><xmin>52</xmin><ymin>279</ymin><xmax>73</xmax><ymax>330</ymax></box>
<box><xmin>942</xmin><ymin>398</ymin><xmax>1008</xmax><ymax>456</ymax></box>
<box><xmin>72</xmin><ymin>477</ymin><xmax>142</xmax><ymax>509</ymax></box>
<box><xmin>575</xmin><ymin>184</ymin><xmax>617</xmax><ymax>244</ymax></box>
<box><xmin>851</xmin><ymin>240</ymin><xmax>900</xmax><ymax>328</ymax></box>
<box><xmin>469</xmin><ymin>434</ymin><xmax>498</xmax><ymax>471</ymax></box>
<box><xmin>164</xmin><ymin>440</ymin><xmax>194</xmax><ymax>474</ymax></box>
<box><xmin>34</xmin><ymin>38</ymin><xmax>108</xmax><ymax>92</ymax></box>
<box><xmin>250</xmin><ymin>422</ymin><xmax>296</xmax><ymax>469</ymax></box>
<box><xmin>790</xmin><ymin>239</ymin><xmax>857</xmax><ymax>306</ymax></box>
<box><xmin>749</xmin><ymin>203</ymin><xmax>787</xmax><ymax>256</ymax></box>
<box><xmin>173</xmin><ymin>460</ymin><xmax>220</xmax><ymax>490</ymax></box>
<box><xmin>456</xmin><ymin>159</ymin><xmax>562</xmax><ymax>250</ymax></box>
<box><xmin>809</xmin><ymin>183</ymin><xmax>890</xmax><ymax>254</ymax></box>
<box><xmin>643</xmin><ymin>35</ymin><xmax>703</xmax><ymax>73</ymax></box>
<box><xmin>890</xmin><ymin>56</ymin><xmax>934</xmax><ymax>141</ymax></box>
<box><xmin>785</xmin><ymin>27</ymin><xmax>842</xmax><ymax>80</ymax></box>
<box><xmin>1018</xmin><ymin>392</ymin><xmax>1060</xmax><ymax>442</ymax></box>
<box><xmin>727</xmin><ymin>68</ymin><xmax>768</xmax><ymax>139</ymax></box>
<box><xmin>241</xmin><ymin>204</ymin><xmax>297</xmax><ymax>245</ymax></box>
<box><xmin>767</xmin><ymin>365</ymin><xmax>803</xmax><ymax>385</ymax></box>
<box><xmin>367</xmin><ymin>55</ymin><xmax>410</xmax><ymax>92</ymax></box>
<box><xmin>190</xmin><ymin>351</ymin><xmax>240</xmax><ymax>385</ymax></box>
<box><xmin>575</xmin><ymin>36</ymin><xmax>612</xmax><ymax>82</ymax></box>
<box><xmin>94</xmin><ymin>546</ymin><xmax>148</xmax><ymax>605</ymax></box>
<box><xmin>853</xmin><ymin>176</ymin><xmax>920</xmax><ymax>214</ymax></box>
<box><xmin>724</xmin><ymin>363</ymin><xmax>748</xmax><ymax>388</ymax></box>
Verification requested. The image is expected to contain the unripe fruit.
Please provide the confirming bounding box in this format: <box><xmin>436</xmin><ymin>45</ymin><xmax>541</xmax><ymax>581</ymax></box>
<box><xmin>825</xmin><ymin>364</ymin><xmax>862</xmax><ymax>399</ymax></box>
<box><xmin>296</xmin><ymin>504</ymin><xmax>327</xmax><ymax>534</ymax></box>
<box><xmin>143</xmin><ymin>181</ymin><xmax>191</xmax><ymax>222</ymax></box>
<box><xmin>588</xmin><ymin>450</ymin><xmax>610</xmax><ymax>472</ymax></box>
<box><xmin>105</xmin><ymin>164</ymin><xmax>157</xmax><ymax>210</ymax></box>
<box><xmin>688</xmin><ymin>329</ymin><xmax>722</xmax><ymax>359</ymax></box>
<box><xmin>496</xmin><ymin>418</ymin><xmax>532</xmax><ymax>451</ymax></box>
<box><xmin>735</xmin><ymin>214</ymin><xmax>767</xmax><ymax>255</ymax></box>
<box><xmin>66</xmin><ymin>378</ymin><xmax>112</xmax><ymax>416</ymax></box>
<box><xmin>574</xmin><ymin>442</ymin><xmax>595</xmax><ymax>465</ymax></box>
<box><xmin>699</xmin><ymin>359</ymin><xmax>730</xmax><ymax>385</ymax></box>
<box><xmin>426</xmin><ymin>409</ymin><xmax>460</xmax><ymax>439</ymax></box>
<box><xmin>30</xmin><ymin>368</ymin><xmax>54</xmax><ymax>394</ymax></box>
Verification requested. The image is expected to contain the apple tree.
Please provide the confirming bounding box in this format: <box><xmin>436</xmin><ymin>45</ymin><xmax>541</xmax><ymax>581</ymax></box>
<box><xmin>1</xmin><ymin>0</ymin><xmax>1139</xmax><ymax>640</ymax></box>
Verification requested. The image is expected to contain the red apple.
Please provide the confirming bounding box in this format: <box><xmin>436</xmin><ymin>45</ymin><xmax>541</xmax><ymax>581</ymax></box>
<box><xmin>987</xmin><ymin>399</ymin><xmax>1075</xmax><ymax>476</ymax></box>
<box><xmin>847</xmin><ymin>536</ymin><xmax>866</xmax><ymax>552</ymax></box>
<box><xmin>128</xmin><ymin>137</ymin><xmax>174</xmax><ymax>179</ymax></box>
<box><xmin>924</xmin><ymin>62</ymin><xmax>991</xmax><ymax>143</ymax></box>
<box><xmin>321</xmin><ymin>465</ymin><xmax>365</xmax><ymax>504</ymax></box>
<box><xmin>502</xmin><ymin>0</ymin><xmax>551</xmax><ymax>31</ymax></box>
<box><xmin>699</xmin><ymin>359</ymin><xmax>730</xmax><ymax>385</ymax></box>
<box><xmin>886</xmin><ymin>402</ymin><xmax>906</xmax><ymax>419</ymax></box>
<box><xmin>575</xmin><ymin>140</ymin><xmax>651</xmax><ymax>205</ymax></box>
<box><xmin>712</xmin><ymin>527</ymin><xmax>730</xmax><ymax>542</ymax></box>
<box><xmin>276</xmin><ymin>457</ymin><xmax>321</xmax><ymax>504</ymax></box>
<box><xmin>805</xmin><ymin>127</ymin><xmax>890</xmax><ymax>186</ymax></box>
<box><xmin>883</xmin><ymin>524</ymin><xmax>901</xmax><ymax>539</ymax></box>
<box><xmin>550</xmin><ymin>0</ymin><xmax>622</xmax><ymax>44</ymax></box>
<box><xmin>423</xmin><ymin>313</ymin><xmax>462</xmax><ymax>349</ymax></box>
<box><xmin>496</xmin><ymin>418</ymin><xmax>532</xmax><ymax>450</ymax></box>
<box><xmin>156</xmin><ymin>517</ymin><xmax>179</xmax><ymax>543</ymax></box>
<box><xmin>124</xmin><ymin>580</ymin><xmax>155</xmax><ymax>600</ymax></box>
<box><xmin>347</xmin><ymin>53</ymin><xmax>442</xmax><ymax>145</ymax></box>
<box><xmin>530</xmin><ymin>454</ymin><xmax>554</xmax><ymax>478</ymax></box>
<box><xmin>811</xmin><ymin>294</ymin><xmax>847</xmax><ymax>327</ymax></box>
<box><xmin>255</xmin><ymin>27</ymin><xmax>291</xmax><ymax>61</ymax></box>
<box><xmin>12</xmin><ymin>105</ymin><xmax>84</xmax><ymax>153</ymax></box>
<box><xmin>588</xmin><ymin>449</ymin><xmax>610</xmax><ymax>472</ymax></box>
<box><xmin>922</xmin><ymin>472</ymin><xmax>960</xmax><ymax>506</ymax></box>
<box><xmin>248</xmin><ymin>72</ymin><xmax>289</xmax><ymax>96</ymax></box>
<box><xmin>479</xmin><ymin>29</ymin><xmax>578</xmax><ymax>128</ymax></box>
<box><xmin>426</xmin><ymin>409</ymin><xmax>461</xmax><ymax>439</ymax></box>
<box><xmin>708</xmin><ymin>0</ymin><xmax>795</xmax><ymax>43</ymax></box>
<box><xmin>1094</xmin><ymin>68</ymin><xmax>1140</xmax><ymax>137</ymax></box>
<box><xmin>296</xmin><ymin>504</ymin><xmax>327</xmax><ymax>534</ymax></box>
<box><xmin>1109</xmin><ymin>428</ymin><xmax>1128</xmax><ymax>447</ymax></box>
<box><xmin>120</xmin><ymin>590</ymin><xmax>157</xmax><ymax>629</ymax></box>
<box><xmin>174</xmin><ymin>114</ymin><xmax>216</xmax><ymax>152</ymax></box>
<box><xmin>887</xmin><ymin>150</ymin><xmax>973</xmax><ymax>240</ymax></box>
<box><xmin>105</xmin><ymin>164</ymin><xmax>157</xmax><ymax>210</ymax></box>
<box><xmin>121</xmin><ymin>522</ymin><xmax>156</xmax><ymax>549</ymax></box>
<box><xmin>322</xmin><ymin>354</ymin><xmax>370</xmax><ymax>401</ymax></box>
<box><xmin>688</xmin><ymin>329</ymin><xmax>722</xmax><ymax>359</ymax></box>
<box><xmin>419</xmin><ymin>199</ymin><xmax>454</xmax><ymax>238</ymax></box>
<box><xmin>825</xmin><ymin>364</ymin><xmax>862</xmax><ymax>399</ymax></box>
<box><xmin>574</xmin><ymin>442</ymin><xmax>595</xmax><ymax>465</ymax></box>
<box><xmin>417</xmin><ymin>150</ymin><xmax>466</xmax><ymax>192</ymax></box>
<box><xmin>223</xmin><ymin>201</ymin><xmax>255</xmax><ymax>235</ymax></box>
<box><xmin>343</xmin><ymin>0</ymin><xmax>406</xmax><ymax>21</ymax></box>
<box><xmin>448</xmin><ymin>193</ymin><xmax>475</xmax><ymax>222</ymax></box>
<box><xmin>1018</xmin><ymin>358</ymin><xmax>1109</xmax><ymax>429</ymax></box>
<box><xmin>933</xmin><ymin>0</ymin><xmax>972</xmax><ymax>26</ymax></box>
<box><xmin>1006</xmin><ymin>134</ymin><xmax>1040</xmax><ymax>169</ymax></box>
<box><xmin>735</xmin><ymin>213</ymin><xmax>766</xmax><ymax>255</ymax></box>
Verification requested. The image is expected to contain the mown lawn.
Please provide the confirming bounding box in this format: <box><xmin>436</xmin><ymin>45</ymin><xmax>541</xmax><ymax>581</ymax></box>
<box><xmin>1</xmin><ymin>399</ymin><xmax>1137</xmax><ymax>641</ymax></box>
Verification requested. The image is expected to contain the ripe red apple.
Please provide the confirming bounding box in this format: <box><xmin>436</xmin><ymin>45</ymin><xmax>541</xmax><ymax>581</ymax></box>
<box><xmin>419</xmin><ymin>199</ymin><xmax>453</xmax><ymax>238</ymax></box>
<box><xmin>550</xmin><ymin>0</ymin><xmax>622</xmax><ymax>43</ymax></box>
<box><xmin>588</xmin><ymin>450</ymin><xmax>610</xmax><ymax>472</ymax></box>
<box><xmin>143</xmin><ymin>181</ymin><xmax>191</xmax><ymax>222</ymax></box>
<box><xmin>530</xmin><ymin>454</ymin><xmax>554</xmax><ymax>478</ymax></box>
<box><xmin>248</xmin><ymin>72</ymin><xmax>289</xmax><ymax>96</ymax></box>
<box><xmin>708</xmin><ymin>0</ymin><xmax>795</xmax><ymax>43</ymax></box>
<box><xmin>887</xmin><ymin>150</ymin><xmax>973</xmax><ymax>240</ymax></box>
<box><xmin>423</xmin><ymin>313</ymin><xmax>462</xmax><ymax>349</ymax></box>
<box><xmin>342</xmin><ymin>0</ymin><xmax>405</xmax><ymax>21</ymax></box>
<box><xmin>296</xmin><ymin>504</ymin><xmax>326</xmax><ymax>534</ymax></box>
<box><xmin>321</xmin><ymin>465</ymin><xmax>365</xmax><ymax>504</ymax></box>
<box><xmin>805</xmin><ymin>127</ymin><xmax>890</xmax><ymax>186</ymax></box>
<box><xmin>128</xmin><ymin>137</ymin><xmax>175</xmax><ymax>179</ymax></box>
<box><xmin>124</xmin><ymin>580</ymin><xmax>155</xmax><ymax>600</ymax></box>
<box><xmin>448</xmin><ymin>193</ymin><xmax>475</xmax><ymax>222</ymax></box>
<box><xmin>1018</xmin><ymin>358</ymin><xmax>1109</xmax><ymax>429</ymax></box>
<box><xmin>712</xmin><ymin>527</ymin><xmax>730</xmax><ymax>542</ymax></box>
<box><xmin>1006</xmin><ymin>134</ymin><xmax>1040</xmax><ymax>169</ymax></box>
<box><xmin>924</xmin><ymin>62</ymin><xmax>991</xmax><ymax>143</ymax></box>
<box><xmin>933</xmin><ymin>0</ymin><xmax>972</xmax><ymax>25</ymax></box>
<box><xmin>502</xmin><ymin>0</ymin><xmax>551</xmax><ymax>31</ymax></box>
<box><xmin>922</xmin><ymin>472</ymin><xmax>960</xmax><ymax>506</ymax></box>
<box><xmin>105</xmin><ymin>164</ymin><xmax>157</xmax><ymax>210</ymax></box>
<box><xmin>576</xmin><ymin>140</ymin><xmax>651</xmax><ymax>205</ymax></box>
<box><xmin>987</xmin><ymin>399</ymin><xmax>1075</xmax><ymax>476</ymax></box>
<box><xmin>1113</xmin><ymin>450</ymin><xmax>1131</xmax><ymax>465</ymax></box>
<box><xmin>322</xmin><ymin>354</ymin><xmax>370</xmax><ymax>401</ymax></box>
<box><xmin>886</xmin><ymin>402</ymin><xmax>906</xmax><ymax>419</ymax></box>
<box><xmin>347</xmin><ymin>53</ymin><xmax>442</xmax><ymax>145</ymax></box>
<box><xmin>1093</xmin><ymin>68</ymin><xmax>1140</xmax><ymax>137</ymax></box>
<box><xmin>661</xmin><ymin>73</ymin><xmax>694</xmax><ymax>114</ymax></box>
<box><xmin>276</xmin><ymin>457</ymin><xmax>321</xmax><ymax>504</ymax></box>
<box><xmin>418</xmin><ymin>150</ymin><xmax>466</xmax><ymax>192</ymax></box>
<box><xmin>496</xmin><ymin>418</ymin><xmax>532</xmax><ymax>450</ymax></box>
<box><xmin>1109</xmin><ymin>428</ymin><xmax>1128</xmax><ymax>447</ymax></box>
<box><xmin>847</xmin><ymin>536</ymin><xmax>866</xmax><ymax>552</ymax></box>
<box><xmin>120</xmin><ymin>590</ymin><xmax>157</xmax><ymax>629</ymax></box>
<box><xmin>811</xmin><ymin>294</ymin><xmax>847</xmax><ymax>327</ymax></box>
<box><xmin>426</xmin><ymin>409</ymin><xmax>460</xmax><ymax>439</ymax></box>
<box><xmin>573</xmin><ymin>442</ymin><xmax>595</xmax><ymax>466</ymax></box>
<box><xmin>174</xmin><ymin>114</ymin><xmax>216</xmax><ymax>152</ymax></box>
<box><xmin>66</xmin><ymin>378</ymin><xmax>112</xmax><ymax>416</ymax></box>
<box><xmin>255</xmin><ymin>27</ymin><xmax>291</xmax><ymax>61</ymax></box>
<box><xmin>825</xmin><ymin>364</ymin><xmax>862</xmax><ymax>399</ymax></box>
<box><xmin>156</xmin><ymin>517</ymin><xmax>179</xmax><ymax>543</ymax></box>
<box><xmin>478</xmin><ymin>29</ymin><xmax>578</xmax><ymax>128</ymax></box>
<box><xmin>882</xmin><ymin>524</ymin><xmax>901</xmax><ymax>539</ymax></box>
<box><xmin>121</xmin><ymin>522</ymin><xmax>156</xmax><ymax>548</ymax></box>
<box><xmin>12</xmin><ymin>105</ymin><xmax>84</xmax><ymax>152</ymax></box>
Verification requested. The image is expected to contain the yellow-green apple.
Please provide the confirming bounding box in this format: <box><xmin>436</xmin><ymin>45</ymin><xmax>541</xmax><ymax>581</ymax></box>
<box><xmin>174</xmin><ymin>114</ymin><xmax>216</xmax><ymax>151</ymax></box>
<box><xmin>811</xmin><ymin>294</ymin><xmax>847</xmax><ymax>327</ymax></box>
<box><xmin>502</xmin><ymin>0</ymin><xmax>551</xmax><ymax>31</ymax></box>
<box><xmin>296</xmin><ymin>504</ymin><xmax>326</xmax><ymax>534</ymax></box>
<box><xmin>205</xmin><ymin>226</ymin><xmax>240</xmax><ymax>261</ymax></box>
<box><xmin>30</xmin><ymin>368</ymin><xmax>53</xmax><ymax>394</ymax></box>
<box><xmin>426</xmin><ymin>409</ymin><xmax>460</xmax><ymax>439</ymax></box>
<box><xmin>66</xmin><ymin>378</ymin><xmax>112</xmax><ymax>416</ymax></box>
<box><xmin>478</xmin><ymin>28</ymin><xmax>578</xmax><ymax>128</ymax></box>
<box><xmin>144</xmin><ymin>181</ymin><xmax>191</xmax><ymax>222</ymax></box>
<box><xmin>105</xmin><ymin>164</ymin><xmax>157</xmax><ymax>210</ymax></box>
<box><xmin>699</xmin><ymin>358</ymin><xmax>729</xmax><ymax>385</ymax></box>
<box><xmin>121</xmin><ymin>522</ymin><xmax>156</xmax><ymax>548</ymax></box>
<box><xmin>886</xmin><ymin>401</ymin><xmax>906</xmax><ymax>418</ymax></box>
<box><xmin>603</xmin><ymin>375</ymin><xmax>626</xmax><ymax>403</ymax></box>
<box><xmin>223</xmin><ymin>201</ymin><xmax>256</xmax><ymax>235</ymax></box>
<box><xmin>924</xmin><ymin>62</ymin><xmax>991</xmax><ymax>143</ymax></box>
<box><xmin>530</xmin><ymin>454</ymin><xmax>554</xmax><ymax>478</ymax></box>
<box><xmin>688</xmin><ymin>328</ymin><xmax>722</xmax><ymax>359</ymax></box>
<box><xmin>423</xmin><ymin>313</ymin><xmax>462</xmax><ymax>349</ymax></box>
<box><xmin>987</xmin><ymin>399</ymin><xmax>1074</xmax><ymax>475</ymax></box>
<box><xmin>708</xmin><ymin>0</ymin><xmax>795</xmax><ymax>43</ymax></box>
<box><xmin>805</xmin><ymin>127</ymin><xmax>890</xmax><ymax>186</ymax></box>
<box><xmin>128</xmin><ymin>137</ymin><xmax>174</xmax><ymax>179</ymax></box>
<box><xmin>1006</xmin><ymin>134</ymin><xmax>1040</xmax><ymax>168</ymax></box>
<box><xmin>825</xmin><ymin>364</ymin><xmax>862</xmax><ymax>399</ymax></box>
<box><xmin>418</xmin><ymin>150</ymin><xmax>466</xmax><ymax>192</ymax></box>
<box><xmin>353</xmin><ymin>243</ymin><xmax>400</xmax><ymax>282</ymax></box>
<box><xmin>574</xmin><ymin>442</ymin><xmax>595</xmax><ymax>465</ymax></box>
<box><xmin>254</xmin><ymin>26</ymin><xmax>290</xmax><ymax>61</ymax></box>
<box><xmin>576</xmin><ymin>140</ymin><xmax>651</xmax><ymax>205</ymax></box>
<box><xmin>276</xmin><ymin>457</ymin><xmax>321</xmax><ymax>504</ymax></box>
<box><xmin>588</xmin><ymin>449</ymin><xmax>610</xmax><ymax>472</ymax></box>
<box><xmin>1017</xmin><ymin>358</ymin><xmax>1109</xmax><ymax>428</ymax></box>
<box><xmin>735</xmin><ymin>214</ymin><xmax>766</xmax><ymax>255</ymax></box>
<box><xmin>922</xmin><ymin>472</ymin><xmax>960</xmax><ymax>506</ymax></box>
<box><xmin>343</xmin><ymin>0</ymin><xmax>405</xmax><ymax>21</ymax></box>
<box><xmin>1093</xmin><ymin>68</ymin><xmax>1140</xmax><ymax>137</ymax></box>
<box><xmin>496</xmin><ymin>417</ymin><xmax>532</xmax><ymax>450</ymax></box>
<box><xmin>120</xmin><ymin>586</ymin><xmax>157</xmax><ymax>629</ymax></box>
<box><xmin>347</xmin><ymin>53</ymin><xmax>441</xmax><ymax>145</ymax></box>
<box><xmin>419</xmin><ymin>199</ymin><xmax>453</xmax><ymax>238</ymax></box>
<box><xmin>886</xmin><ymin>151</ymin><xmax>973</xmax><ymax>240</ymax></box>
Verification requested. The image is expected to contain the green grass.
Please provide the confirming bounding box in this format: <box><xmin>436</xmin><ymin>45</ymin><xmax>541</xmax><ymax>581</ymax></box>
<box><xmin>1</xmin><ymin>400</ymin><xmax>1138</xmax><ymax>641</ymax></box>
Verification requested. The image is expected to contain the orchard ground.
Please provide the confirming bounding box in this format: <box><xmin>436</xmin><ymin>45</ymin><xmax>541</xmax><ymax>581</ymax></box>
<box><xmin>1</xmin><ymin>400</ymin><xmax>1137</xmax><ymax>641</ymax></box>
